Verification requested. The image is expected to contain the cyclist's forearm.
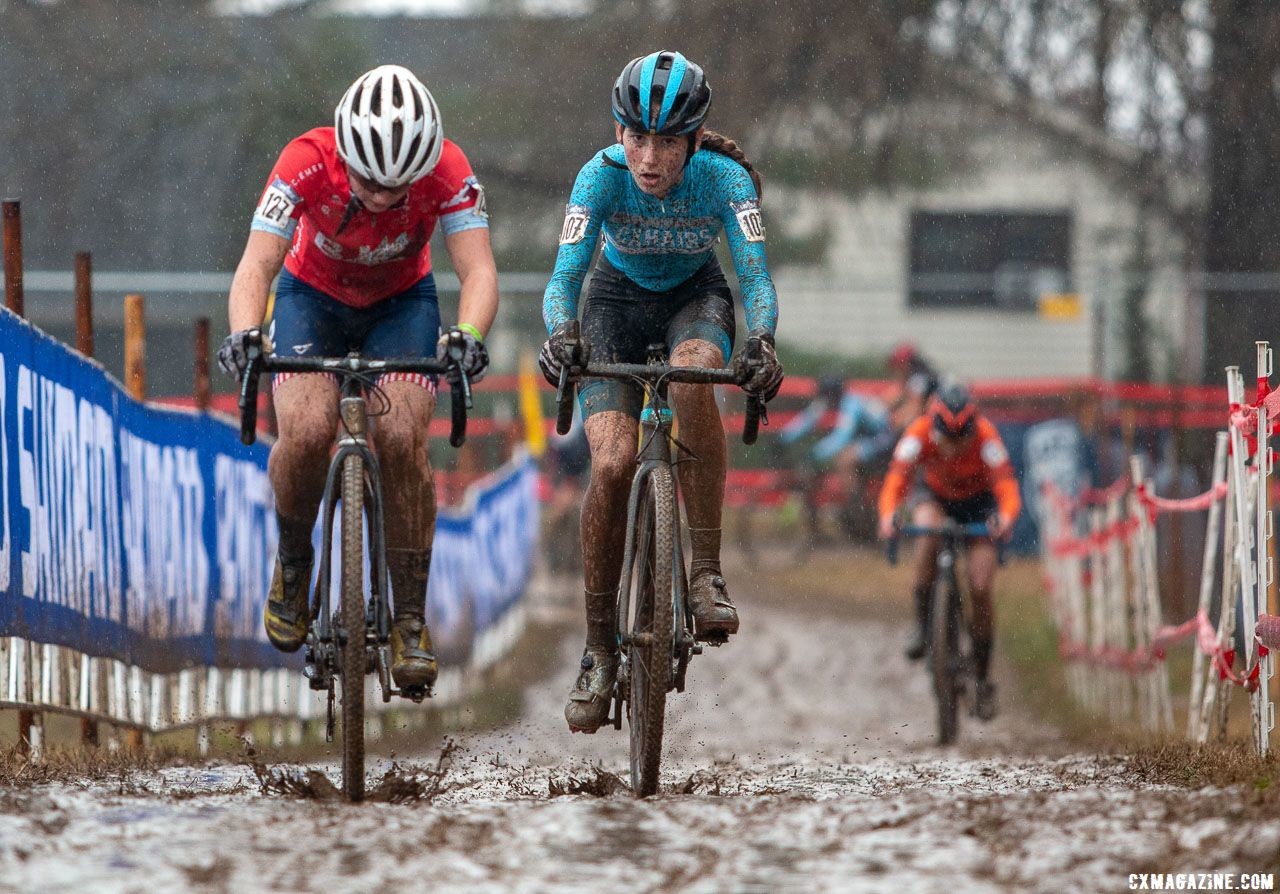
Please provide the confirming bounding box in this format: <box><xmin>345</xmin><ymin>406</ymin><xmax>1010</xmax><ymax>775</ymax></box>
<box><xmin>993</xmin><ymin>477</ymin><xmax>1022</xmax><ymax>524</ymax></box>
<box><xmin>878</xmin><ymin>466</ymin><xmax>910</xmax><ymax>519</ymax></box>
<box><xmin>228</xmin><ymin>231</ymin><xmax>287</xmax><ymax>332</ymax></box>
<box><xmin>543</xmin><ymin>244</ymin><xmax>591</xmax><ymax>333</ymax></box>
<box><xmin>447</xmin><ymin>227</ymin><xmax>499</xmax><ymax>337</ymax></box>
<box><xmin>456</xmin><ymin>264</ymin><xmax>498</xmax><ymax>337</ymax></box>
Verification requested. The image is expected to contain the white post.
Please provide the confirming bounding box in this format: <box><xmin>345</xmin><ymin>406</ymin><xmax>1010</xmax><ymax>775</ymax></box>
<box><xmin>1088</xmin><ymin>506</ymin><xmax>1112</xmax><ymax>718</ymax></box>
<box><xmin>1130</xmin><ymin>455</ymin><xmax>1171</xmax><ymax>732</ymax></box>
<box><xmin>1254</xmin><ymin>341</ymin><xmax>1274</xmax><ymax>755</ymax></box>
<box><xmin>1104</xmin><ymin>494</ymin><xmax>1133</xmax><ymax>722</ymax></box>
<box><xmin>1202</xmin><ymin>449</ymin><xmax>1241</xmax><ymax>743</ymax></box>
<box><xmin>1189</xmin><ymin>432</ymin><xmax>1229</xmax><ymax>740</ymax></box>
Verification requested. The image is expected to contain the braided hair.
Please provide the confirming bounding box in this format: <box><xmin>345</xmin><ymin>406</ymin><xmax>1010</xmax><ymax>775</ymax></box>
<box><xmin>699</xmin><ymin>130</ymin><xmax>763</xmax><ymax>201</ymax></box>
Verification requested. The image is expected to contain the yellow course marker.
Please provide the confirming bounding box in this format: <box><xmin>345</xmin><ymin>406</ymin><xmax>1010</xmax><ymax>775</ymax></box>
<box><xmin>519</xmin><ymin>350</ymin><xmax>548</xmax><ymax>457</ymax></box>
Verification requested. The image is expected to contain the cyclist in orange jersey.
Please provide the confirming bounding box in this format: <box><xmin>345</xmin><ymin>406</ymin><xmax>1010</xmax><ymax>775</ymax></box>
<box><xmin>877</xmin><ymin>380</ymin><xmax>1021</xmax><ymax>720</ymax></box>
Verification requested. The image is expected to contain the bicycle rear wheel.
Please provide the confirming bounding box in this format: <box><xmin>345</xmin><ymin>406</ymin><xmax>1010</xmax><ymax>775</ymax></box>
<box><xmin>340</xmin><ymin>454</ymin><xmax>366</xmax><ymax>801</ymax></box>
<box><xmin>931</xmin><ymin>571</ymin><xmax>961</xmax><ymax>745</ymax></box>
<box><xmin>626</xmin><ymin>466</ymin><xmax>676</xmax><ymax>798</ymax></box>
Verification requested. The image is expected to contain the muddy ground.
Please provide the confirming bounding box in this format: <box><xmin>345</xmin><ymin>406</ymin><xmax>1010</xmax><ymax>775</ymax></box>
<box><xmin>0</xmin><ymin>554</ymin><xmax>1277</xmax><ymax>893</ymax></box>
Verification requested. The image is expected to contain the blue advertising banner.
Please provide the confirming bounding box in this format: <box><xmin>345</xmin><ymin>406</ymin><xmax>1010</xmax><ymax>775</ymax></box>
<box><xmin>0</xmin><ymin>309</ymin><xmax>537</xmax><ymax>675</ymax></box>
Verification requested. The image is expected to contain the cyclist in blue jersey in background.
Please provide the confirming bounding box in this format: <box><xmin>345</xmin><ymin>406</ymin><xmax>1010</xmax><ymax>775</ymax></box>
<box><xmin>540</xmin><ymin>51</ymin><xmax>783</xmax><ymax>733</ymax></box>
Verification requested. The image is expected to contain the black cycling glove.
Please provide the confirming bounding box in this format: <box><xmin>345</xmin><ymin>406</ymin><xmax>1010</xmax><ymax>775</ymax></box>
<box><xmin>437</xmin><ymin>325</ymin><xmax>489</xmax><ymax>384</ymax></box>
<box><xmin>539</xmin><ymin>324</ymin><xmax>572</xmax><ymax>388</ymax></box>
<box><xmin>741</xmin><ymin>331</ymin><xmax>784</xmax><ymax>401</ymax></box>
<box><xmin>217</xmin><ymin>328</ymin><xmax>260</xmax><ymax>380</ymax></box>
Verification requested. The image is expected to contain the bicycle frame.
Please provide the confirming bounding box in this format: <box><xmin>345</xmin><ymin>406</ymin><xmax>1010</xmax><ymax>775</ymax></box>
<box><xmin>236</xmin><ymin>337</ymin><xmax>471</xmax><ymax>711</ymax></box>
<box><xmin>615</xmin><ymin>387</ymin><xmax>689</xmax><ymax>660</ymax></box>
<box><xmin>308</xmin><ymin>379</ymin><xmax>396</xmax><ymax>697</ymax></box>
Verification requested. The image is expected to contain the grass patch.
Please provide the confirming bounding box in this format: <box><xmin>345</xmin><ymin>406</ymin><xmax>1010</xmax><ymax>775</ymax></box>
<box><xmin>995</xmin><ymin>563</ymin><xmax>1260</xmax><ymax>746</ymax></box>
<box><xmin>729</xmin><ymin>542</ymin><xmax>915</xmax><ymax>621</ymax></box>
<box><xmin>1126</xmin><ymin>741</ymin><xmax>1280</xmax><ymax>793</ymax></box>
<box><xmin>0</xmin><ymin>743</ymin><xmax>170</xmax><ymax>788</ymax></box>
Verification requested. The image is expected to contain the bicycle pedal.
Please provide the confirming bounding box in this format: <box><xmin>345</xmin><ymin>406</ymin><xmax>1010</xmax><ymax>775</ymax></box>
<box><xmin>302</xmin><ymin>664</ymin><xmax>330</xmax><ymax>691</ymax></box>
<box><xmin>397</xmin><ymin>685</ymin><xmax>432</xmax><ymax>703</ymax></box>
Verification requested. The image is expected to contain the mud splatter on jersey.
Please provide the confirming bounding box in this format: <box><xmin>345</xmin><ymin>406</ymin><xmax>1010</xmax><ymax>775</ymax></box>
<box><xmin>543</xmin><ymin>144</ymin><xmax>778</xmax><ymax>336</ymax></box>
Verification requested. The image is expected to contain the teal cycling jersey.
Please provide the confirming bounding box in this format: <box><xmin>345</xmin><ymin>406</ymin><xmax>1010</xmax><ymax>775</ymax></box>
<box><xmin>543</xmin><ymin>144</ymin><xmax>779</xmax><ymax>336</ymax></box>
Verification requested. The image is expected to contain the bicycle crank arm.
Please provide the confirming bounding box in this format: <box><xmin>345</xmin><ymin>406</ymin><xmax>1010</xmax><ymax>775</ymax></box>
<box><xmin>377</xmin><ymin>645</ymin><xmax>393</xmax><ymax>704</ymax></box>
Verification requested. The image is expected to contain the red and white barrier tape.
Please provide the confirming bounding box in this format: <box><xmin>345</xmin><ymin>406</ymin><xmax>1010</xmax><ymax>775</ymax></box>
<box><xmin>1058</xmin><ymin>610</ymin><xmax>1273</xmax><ymax>691</ymax></box>
<box><xmin>1134</xmin><ymin>481</ymin><xmax>1229</xmax><ymax>516</ymax></box>
<box><xmin>1048</xmin><ymin>517</ymin><xmax>1138</xmax><ymax>559</ymax></box>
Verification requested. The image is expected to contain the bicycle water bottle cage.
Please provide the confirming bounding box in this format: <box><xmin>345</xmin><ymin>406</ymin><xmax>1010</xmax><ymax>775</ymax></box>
<box><xmin>641</xmin><ymin>406</ymin><xmax>674</xmax><ymax>425</ymax></box>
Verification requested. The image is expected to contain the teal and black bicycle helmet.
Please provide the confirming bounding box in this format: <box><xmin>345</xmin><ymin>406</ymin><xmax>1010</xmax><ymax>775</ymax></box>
<box><xmin>612</xmin><ymin>51</ymin><xmax>712</xmax><ymax>136</ymax></box>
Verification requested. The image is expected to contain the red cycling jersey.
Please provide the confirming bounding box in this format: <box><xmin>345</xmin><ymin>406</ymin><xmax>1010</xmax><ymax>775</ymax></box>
<box><xmin>878</xmin><ymin>415</ymin><xmax>1022</xmax><ymax>523</ymax></box>
<box><xmin>250</xmin><ymin>127</ymin><xmax>488</xmax><ymax>308</ymax></box>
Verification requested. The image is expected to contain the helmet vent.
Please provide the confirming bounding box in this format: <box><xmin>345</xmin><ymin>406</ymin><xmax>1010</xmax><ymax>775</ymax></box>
<box><xmin>391</xmin><ymin>120</ymin><xmax>405</xmax><ymax>157</ymax></box>
<box><xmin>403</xmin><ymin>131</ymin><xmax>422</xmax><ymax>170</ymax></box>
<box><xmin>334</xmin><ymin>65</ymin><xmax>445</xmax><ymax>187</ymax></box>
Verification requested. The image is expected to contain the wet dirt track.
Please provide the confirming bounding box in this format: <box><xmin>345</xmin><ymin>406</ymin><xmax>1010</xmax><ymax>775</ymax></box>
<box><xmin>1</xmin><ymin>579</ymin><xmax>1278</xmax><ymax>893</ymax></box>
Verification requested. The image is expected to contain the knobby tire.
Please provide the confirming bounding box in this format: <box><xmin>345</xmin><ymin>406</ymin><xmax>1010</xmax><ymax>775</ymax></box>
<box><xmin>627</xmin><ymin>467</ymin><xmax>676</xmax><ymax>798</ymax></box>
<box><xmin>931</xmin><ymin>572</ymin><xmax>960</xmax><ymax>746</ymax></box>
<box><xmin>340</xmin><ymin>455</ymin><xmax>366</xmax><ymax>801</ymax></box>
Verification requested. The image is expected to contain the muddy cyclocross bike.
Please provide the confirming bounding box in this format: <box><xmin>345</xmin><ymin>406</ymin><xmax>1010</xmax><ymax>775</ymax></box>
<box><xmin>888</xmin><ymin>520</ymin><xmax>1000</xmax><ymax>745</ymax></box>
<box><xmin>237</xmin><ymin>329</ymin><xmax>471</xmax><ymax>802</ymax></box>
<box><xmin>553</xmin><ymin>320</ymin><xmax>767</xmax><ymax>797</ymax></box>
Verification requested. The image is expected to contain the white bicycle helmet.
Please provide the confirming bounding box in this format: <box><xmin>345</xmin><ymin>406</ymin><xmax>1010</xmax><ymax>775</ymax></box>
<box><xmin>334</xmin><ymin>65</ymin><xmax>443</xmax><ymax>188</ymax></box>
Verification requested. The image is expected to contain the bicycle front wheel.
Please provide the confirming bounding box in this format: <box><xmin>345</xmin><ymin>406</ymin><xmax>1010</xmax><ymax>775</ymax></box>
<box><xmin>340</xmin><ymin>453</ymin><xmax>366</xmax><ymax>801</ymax></box>
<box><xmin>626</xmin><ymin>466</ymin><xmax>676</xmax><ymax>798</ymax></box>
<box><xmin>931</xmin><ymin>570</ymin><xmax>961</xmax><ymax>746</ymax></box>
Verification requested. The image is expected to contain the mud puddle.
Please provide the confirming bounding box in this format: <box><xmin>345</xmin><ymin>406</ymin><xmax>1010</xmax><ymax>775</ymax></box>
<box><xmin>0</xmin><ymin>596</ymin><xmax>1277</xmax><ymax>892</ymax></box>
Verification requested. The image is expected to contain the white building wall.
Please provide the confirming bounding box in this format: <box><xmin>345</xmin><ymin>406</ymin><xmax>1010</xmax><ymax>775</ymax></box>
<box><xmin>772</xmin><ymin>110</ymin><xmax>1183</xmax><ymax>380</ymax></box>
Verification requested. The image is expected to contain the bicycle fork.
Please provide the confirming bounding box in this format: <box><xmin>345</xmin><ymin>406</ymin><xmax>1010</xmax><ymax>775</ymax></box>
<box><xmin>303</xmin><ymin>395</ymin><xmax>401</xmax><ymax>737</ymax></box>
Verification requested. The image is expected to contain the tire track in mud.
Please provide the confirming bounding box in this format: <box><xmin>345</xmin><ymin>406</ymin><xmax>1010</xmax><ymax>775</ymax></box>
<box><xmin>0</xmin><ymin>582</ymin><xmax>1278</xmax><ymax>892</ymax></box>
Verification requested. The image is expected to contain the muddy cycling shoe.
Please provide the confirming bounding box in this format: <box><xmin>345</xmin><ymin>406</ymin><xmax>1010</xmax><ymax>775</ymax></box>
<box><xmin>390</xmin><ymin>616</ymin><xmax>438</xmax><ymax>692</ymax></box>
<box><xmin>263</xmin><ymin>556</ymin><xmax>313</xmax><ymax>653</ymax></box>
<box><xmin>688</xmin><ymin>571</ymin><xmax>740</xmax><ymax>640</ymax></box>
<box><xmin>904</xmin><ymin>625</ymin><xmax>927</xmax><ymax>661</ymax></box>
<box><xmin>564</xmin><ymin>648</ymin><xmax>619</xmax><ymax>734</ymax></box>
<box><xmin>973</xmin><ymin>679</ymin><xmax>998</xmax><ymax>721</ymax></box>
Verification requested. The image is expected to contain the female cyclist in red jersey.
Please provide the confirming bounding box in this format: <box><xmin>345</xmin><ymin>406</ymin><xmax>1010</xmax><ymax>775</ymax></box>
<box><xmin>218</xmin><ymin>65</ymin><xmax>499</xmax><ymax>695</ymax></box>
<box><xmin>877</xmin><ymin>381</ymin><xmax>1021</xmax><ymax>720</ymax></box>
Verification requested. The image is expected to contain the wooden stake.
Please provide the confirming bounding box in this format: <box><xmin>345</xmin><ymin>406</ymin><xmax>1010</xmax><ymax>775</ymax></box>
<box><xmin>124</xmin><ymin>293</ymin><xmax>146</xmax><ymax>400</ymax></box>
<box><xmin>75</xmin><ymin>251</ymin><xmax>94</xmax><ymax>356</ymax></box>
<box><xmin>194</xmin><ymin>317</ymin><xmax>211</xmax><ymax>411</ymax></box>
<box><xmin>2</xmin><ymin>200</ymin><xmax>23</xmax><ymax>317</ymax></box>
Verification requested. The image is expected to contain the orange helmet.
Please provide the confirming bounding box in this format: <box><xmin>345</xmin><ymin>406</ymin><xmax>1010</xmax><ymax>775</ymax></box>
<box><xmin>930</xmin><ymin>380</ymin><xmax>976</xmax><ymax>439</ymax></box>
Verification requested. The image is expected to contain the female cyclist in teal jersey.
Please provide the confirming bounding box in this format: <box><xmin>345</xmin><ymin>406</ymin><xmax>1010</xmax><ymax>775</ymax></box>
<box><xmin>540</xmin><ymin>50</ymin><xmax>783</xmax><ymax>733</ymax></box>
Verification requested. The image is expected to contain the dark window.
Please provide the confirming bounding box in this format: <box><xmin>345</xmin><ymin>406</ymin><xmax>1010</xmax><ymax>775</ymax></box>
<box><xmin>908</xmin><ymin>210</ymin><xmax>1072</xmax><ymax>310</ymax></box>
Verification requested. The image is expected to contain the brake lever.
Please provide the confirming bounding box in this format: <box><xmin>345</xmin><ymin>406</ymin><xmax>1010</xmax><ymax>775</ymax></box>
<box><xmin>447</xmin><ymin>330</ymin><xmax>473</xmax><ymax>408</ymax></box>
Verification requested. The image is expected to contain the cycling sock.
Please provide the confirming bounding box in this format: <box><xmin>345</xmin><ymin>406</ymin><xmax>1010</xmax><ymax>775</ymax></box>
<box><xmin>689</xmin><ymin>527</ymin><xmax>722</xmax><ymax>578</ymax></box>
<box><xmin>388</xmin><ymin>547</ymin><xmax>432</xmax><ymax>621</ymax></box>
<box><xmin>276</xmin><ymin>513</ymin><xmax>315</xmax><ymax>565</ymax></box>
<box><xmin>584</xmin><ymin>589</ymin><xmax>617</xmax><ymax>653</ymax></box>
<box><xmin>972</xmin><ymin>637</ymin><xmax>993</xmax><ymax>681</ymax></box>
<box><xmin>912</xmin><ymin>584</ymin><xmax>930</xmax><ymax>630</ymax></box>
